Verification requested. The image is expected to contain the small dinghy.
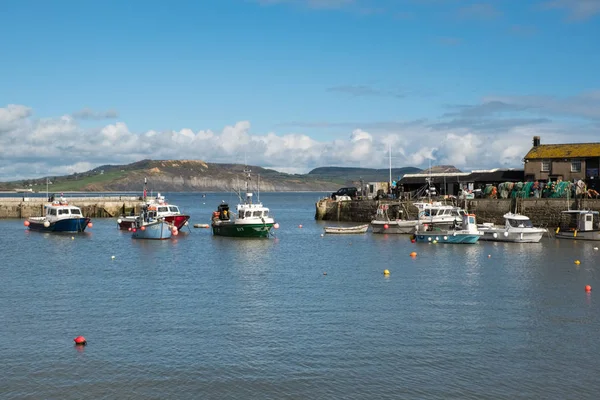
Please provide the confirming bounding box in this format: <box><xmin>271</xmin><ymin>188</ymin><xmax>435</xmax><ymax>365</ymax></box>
<box><xmin>324</xmin><ymin>224</ymin><xmax>369</xmax><ymax>234</ymax></box>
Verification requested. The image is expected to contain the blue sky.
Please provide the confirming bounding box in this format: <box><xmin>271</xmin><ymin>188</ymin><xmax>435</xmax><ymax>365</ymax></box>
<box><xmin>1</xmin><ymin>0</ymin><xmax>599</xmax><ymax>180</ymax></box>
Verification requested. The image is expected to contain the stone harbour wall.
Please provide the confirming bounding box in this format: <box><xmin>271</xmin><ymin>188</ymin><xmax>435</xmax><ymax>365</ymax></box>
<box><xmin>315</xmin><ymin>197</ymin><xmax>600</xmax><ymax>228</ymax></box>
<box><xmin>0</xmin><ymin>196</ymin><xmax>141</xmax><ymax>219</ymax></box>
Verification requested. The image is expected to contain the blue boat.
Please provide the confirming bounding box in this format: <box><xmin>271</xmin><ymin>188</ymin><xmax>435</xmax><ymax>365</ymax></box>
<box><xmin>25</xmin><ymin>199</ymin><xmax>91</xmax><ymax>233</ymax></box>
<box><xmin>413</xmin><ymin>213</ymin><xmax>482</xmax><ymax>244</ymax></box>
<box><xmin>131</xmin><ymin>205</ymin><xmax>173</xmax><ymax>240</ymax></box>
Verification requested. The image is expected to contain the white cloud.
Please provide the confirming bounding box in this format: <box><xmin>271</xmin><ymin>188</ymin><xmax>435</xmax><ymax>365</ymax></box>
<box><xmin>1</xmin><ymin>103</ymin><xmax>599</xmax><ymax>181</ymax></box>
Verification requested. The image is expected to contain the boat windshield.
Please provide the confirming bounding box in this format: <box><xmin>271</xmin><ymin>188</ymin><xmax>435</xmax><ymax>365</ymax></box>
<box><xmin>70</xmin><ymin>208</ymin><xmax>82</xmax><ymax>216</ymax></box>
<box><xmin>507</xmin><ymin>218</ymin><xmax>533</xmax><ymax>228</ymax></box>
<box><xmin>168</xmin><ymin>206</ymin><xmax>179</xmax><ymax>213</ymax></box>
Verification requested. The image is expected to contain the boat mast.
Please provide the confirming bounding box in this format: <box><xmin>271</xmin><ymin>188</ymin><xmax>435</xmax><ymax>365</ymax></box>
<box><xmin>389</xmin><ymin>143</ymin><xmax>392</xmax><ymax>196</ymax></box>
<box><xmin>46</xmin><ymin>177</ymin><xmax>49</xmax><ymax>201</ymax></box>
<box><xmin>244</xmin><ymin>166</ymin><xmax>252</xmax><ymax>204</ymax></box>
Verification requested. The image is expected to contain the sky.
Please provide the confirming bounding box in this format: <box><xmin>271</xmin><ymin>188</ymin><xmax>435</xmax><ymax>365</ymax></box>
<box><xmin>0</xmin><ymin>0</ymin><xmax>599</xmax><ymax>181</ymax></box>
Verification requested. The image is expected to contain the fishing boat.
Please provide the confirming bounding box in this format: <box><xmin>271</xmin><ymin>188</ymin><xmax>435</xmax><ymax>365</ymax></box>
<box><xmin>324</xmin><ymin>224</ymin><xmax>369</xmax><ymax>234</ymax></box>
<box><xmin>211</xmin><ymin>167</ymin><xmax>276</xmax><ymax>238</ymax></box>
<box><xmin>130</xmin><ymin>205</ymin><xmax>174</xmax><ymax>240</ymax></box>
<box><xmin>25</xmin><ymin>197</ymin><xmax>92</xmax><ymax>233</ymax></box>
<box><xmin>555</xmin><ymin>210</ymin><xmax>600</xmax><ymax>240</ymax></box>
<box><xmin>117</xmin><ymin>179</ymin><xmax>190</xmax><ymax>231</ymax></box>
<box><xmin>371</xmin><ymin>202</ymin><xmax>465</xmax><ymax>234</ymax></box>
<box><xmin>413</xmin><ymin>213</ymin><xmax>482</xmax><ymax>244</ymax></box>
<box><xmin>478</xmin><ymin>213</ymin><xmax>547</xmax><ymax>243</ymax></box>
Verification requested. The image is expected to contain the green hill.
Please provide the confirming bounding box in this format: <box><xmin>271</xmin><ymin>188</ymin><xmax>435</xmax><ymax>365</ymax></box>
<box><xmin>0</xmin><ymin>160</ymin><xmax>421</xmax><ymax>192</ymax></box>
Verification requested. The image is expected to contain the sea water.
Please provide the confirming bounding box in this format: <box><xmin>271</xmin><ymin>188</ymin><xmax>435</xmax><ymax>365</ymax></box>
<box><xmin>1</xmin><ymin>192</ymin><xmax>599</xmax><ymax>399</ymax></box>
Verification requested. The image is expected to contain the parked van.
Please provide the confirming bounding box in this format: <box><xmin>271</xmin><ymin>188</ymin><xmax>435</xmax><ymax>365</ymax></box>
<box><xmin>331</xmin><ymin>187</ymin><xmax>358</xmax><ymax>200</ymax></box>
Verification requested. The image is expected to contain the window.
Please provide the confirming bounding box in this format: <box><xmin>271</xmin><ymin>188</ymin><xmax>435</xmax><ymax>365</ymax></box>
<box><xmin>541</xmin><ymin>160</ymin><xmax>550</xmax><ymax>172</ymax></box>
<box><xmin>571</xmin><ymin>160</ymin><xmax>581</xmax><ymax>173</ymax></box>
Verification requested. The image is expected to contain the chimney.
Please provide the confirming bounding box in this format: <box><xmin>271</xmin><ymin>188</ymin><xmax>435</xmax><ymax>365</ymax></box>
<box><xmin>533</xmin><ymin>136</ymin><xmax>540</xmax><ymax>147</ymax></box>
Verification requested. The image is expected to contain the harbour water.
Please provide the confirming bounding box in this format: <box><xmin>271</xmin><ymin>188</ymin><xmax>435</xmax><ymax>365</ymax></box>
<box><xmin>1</xmin><ymin>192</ymin><xmax>599</xmax><ymax>399</ymax></box>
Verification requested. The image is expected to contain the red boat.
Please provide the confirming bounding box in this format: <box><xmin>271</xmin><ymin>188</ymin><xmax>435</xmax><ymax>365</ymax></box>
<box><xmin>117</xmin><ymin>192</ymin><xmax>190</xmax><ymax>231</ymax></box>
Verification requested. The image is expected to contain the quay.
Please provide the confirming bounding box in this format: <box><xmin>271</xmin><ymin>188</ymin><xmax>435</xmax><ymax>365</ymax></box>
<box><xmin>0</xmin><ymin>196</ymin><xmax>141</xmax><ymax>219</ymax></box>
<box><xmin>315</xmin><ymin>197</ymin><xmax>600</xmax><ymax>228</ymax></box>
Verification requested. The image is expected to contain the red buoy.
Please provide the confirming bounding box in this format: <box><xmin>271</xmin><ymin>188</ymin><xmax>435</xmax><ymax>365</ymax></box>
<box><xmin>383</xmin><ymin>224</ymin><xmax>389</xmax><ymax>230</ymax></box>
<box><xmin>585</xmin><ymin>285</ymin><xmax>592</xmax><ymax>292</ymax></box>
<box><xmin>24</xmin><ymin>220</ymin><xmax>30</xmax><ymax>227</ymax></box>
<box><xmin>74</xmin><ymin>336</ymin><xmax>87</xmax><ymax>345</ymax></box>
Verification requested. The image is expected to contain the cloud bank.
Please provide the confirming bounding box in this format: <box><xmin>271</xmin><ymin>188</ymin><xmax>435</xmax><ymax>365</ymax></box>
<box><xmin>1</xmin><ymin>93</ymin><xmax>599</xmax><ymax>181</ymax></box>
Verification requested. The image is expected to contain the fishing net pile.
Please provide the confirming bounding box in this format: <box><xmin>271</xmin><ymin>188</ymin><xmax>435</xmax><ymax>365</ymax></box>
<box><xmin>484</xmin><ymin>180</ymin><xmax>585</xmax><ymax>199</ymax></box>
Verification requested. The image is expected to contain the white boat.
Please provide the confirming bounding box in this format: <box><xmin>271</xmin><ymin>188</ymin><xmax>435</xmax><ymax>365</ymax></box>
<box><xmin>478</xmin><ymin>213</ymin><xmax>547</xmax><ymax>243</ymax></box>
<box><xmin>324</xmin><ymin>224</ymin><xmax>369</xmax><ymax>234</ymax></box>
<box><xmin>555</xmin><ymin>210</ymin><xmax>600</xmax><ymax>241</ymax></box>
<box><xmin>371</xmin><ymin>201</ymin><xmax>465</xmax><ymax>234</ymax></box>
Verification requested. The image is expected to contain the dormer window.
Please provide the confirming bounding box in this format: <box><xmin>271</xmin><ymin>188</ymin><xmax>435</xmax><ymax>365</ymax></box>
<box><xmin>571</xmin><ymin>160</ymin><xmax>581</xmax><ymax>173</ymax></box>
<box><xmin>541</xmin><ymin>160</ymin><xmax>550</xmax><ymax>172</ymax></box>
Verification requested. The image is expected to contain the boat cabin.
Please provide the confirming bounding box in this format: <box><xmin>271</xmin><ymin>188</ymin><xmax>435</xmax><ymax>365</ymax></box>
<box><xmin>236</xmin><ymin>202</ymin><xmax>270</xmax><ymax>220</ymax></box>
<box><xmin>561</xmin><ymin>210</ymin><xmax>600</xmax><ymax>232</ymax></box>
<box><xmin>44</xmin><ymin>203</ymin><xmax>84</xmax><ymax>220</ymax></box>
<box><xmin>504</xmin><ymin>213</ymin><xmax>534</xmax><ymax>229</ymax></box>
<box><xmin>462</xmin><ymin>213</ymin><xmax>480</xmax><ymax>234</ymax></box>
<box><xmin>415</xmin><ymin>202</ymin><xmax>465</xmax><ymax>219</ymax></box>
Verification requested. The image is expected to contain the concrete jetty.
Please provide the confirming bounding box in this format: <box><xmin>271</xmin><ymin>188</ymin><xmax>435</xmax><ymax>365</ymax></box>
<box><xmin>0</xmin><ymin>195</ymin><xmax>141</xmax><ymax>219</ymax></box>
<box><xmin>315</xmin><ymin>197</ymin><xmax>600</xmax><ymax>228</ymax></box>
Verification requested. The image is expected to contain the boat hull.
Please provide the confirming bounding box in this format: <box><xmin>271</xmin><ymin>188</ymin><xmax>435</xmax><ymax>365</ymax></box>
<box><xmin>212</xmin><ymin>222</ymin><xmax>274</xmax><ymax>238</ymax></box>
<box><xmin>119</xmin><ymin>214</ymin><xmax>189</xmax><ymax>231</ymax></box>
<box><xmin>414</xmin><ymin>232</ymin><xmax>481</xmax><ymax>244</ymax></box>
<box><xmin>556</xmin><ymin>230</ymin><xmax>600</xmax><ymax>241</ymax></box>
<box><xmin>371</xmin><ymin>220</ymin><xmax>415</xmax><ymax>234</ymax></box>
<box><xmin>478</xmin><ymin>228</ymin><xmax>545</xmax><ymax>243</ymax></box>
<box><xmin>28</xmin><ymin>217</ymin><xmax>90</xmax><ymax>233</ymax></box>
<box><xmin>371</xmin><ymin>220</ymin><xmax>457</xmax><ymax>234</ymax></box>
<box><xmin>131</xmin><ymin>221</ymin><xmax>173</xmax><ymax>240</ymax></box>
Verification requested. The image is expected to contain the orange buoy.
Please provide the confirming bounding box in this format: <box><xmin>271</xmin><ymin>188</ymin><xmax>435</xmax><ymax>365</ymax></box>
<box><xmin>141</xmin><ymin>226</ymin><xmax>146</xmax><ymax>231</ymax></box>
<box><xmin>410</xmin><ymin>251</ymin><xmax>417</xmax><ymax>257</ymax></box>
<box><xmin>585</xmin><ymin>285</ymin><xmax>592</xmax><ymax>292</ymax></box>
<box><xmin>87</xmin><ymin>222</ymin><xmax>93</xmax><ymax>228</ymax></box>
<box><xmin>274</xmin><ymin>223</ymin><xmax>280</xmax><ymax>229</ymax></box>
<box><xmin>74</xmin><ymin>336</ymin><xmax>87</xmax><ymax>345</ymax></box>
<box><xmin>24</xmin><ymin>220</ymin><xmax>30</xmax><ymax>227</ymax></box>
